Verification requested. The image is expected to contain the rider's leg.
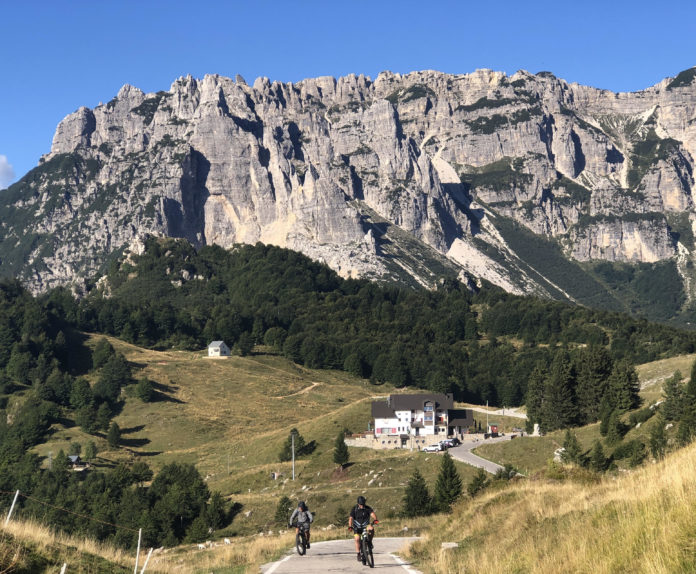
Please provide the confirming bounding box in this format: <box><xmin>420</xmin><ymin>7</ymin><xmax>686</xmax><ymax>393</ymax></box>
<box><xmin>355</xmin><ymin>532</ymin><xmax>361</xmax><ymax>558</ymax></box>
<box><xmin>305</xmin><ymin>528</ymin><xmax>310</xmax><ymax>547</ymax></box>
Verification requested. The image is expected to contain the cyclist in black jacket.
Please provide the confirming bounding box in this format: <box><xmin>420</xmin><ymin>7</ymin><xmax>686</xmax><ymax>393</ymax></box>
<box><xmin>348</xmin><ymin>496</ymin><xmax>378</xmax><ymax>561</ymax></box>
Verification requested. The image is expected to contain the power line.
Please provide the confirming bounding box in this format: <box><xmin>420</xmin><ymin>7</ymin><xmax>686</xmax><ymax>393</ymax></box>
<box><xmin>1</xmin><ymin>490</ymin><xmax>139</xmax><ymax>533</ymax></box>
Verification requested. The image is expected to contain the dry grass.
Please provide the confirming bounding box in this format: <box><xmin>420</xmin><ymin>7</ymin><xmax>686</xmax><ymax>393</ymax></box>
<box><xmin>1</xmin><ymin>518</ymin><xmax>134</xmax><ymax>572</ymax></box>
<box><xmin>405</xmin><ymin>441</ymin><xmax>696</xmax><ymax>573</ymax></box>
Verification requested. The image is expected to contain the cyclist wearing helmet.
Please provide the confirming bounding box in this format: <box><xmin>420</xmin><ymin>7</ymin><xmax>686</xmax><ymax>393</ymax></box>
<box><xmin>289</xmin><ymin>501</ymin><xmax>313</xmax><ymax>548</ymax></box>
<box><xmin>348</xmin><ymin>495</ymin><xmax>378</xmax><ymax>561</ymax></box>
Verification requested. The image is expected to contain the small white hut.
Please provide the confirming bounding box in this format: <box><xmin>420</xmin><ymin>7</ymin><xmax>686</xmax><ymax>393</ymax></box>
<box><xmin>207</xmin><ymin>341</ymin><xmax>230</xmax><ymax>357</ymax></box>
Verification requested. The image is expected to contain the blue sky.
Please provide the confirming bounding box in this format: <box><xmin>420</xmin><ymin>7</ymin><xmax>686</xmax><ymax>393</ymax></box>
<box><xmin>1</xmin><ymin>0</ymin><xmax>694</xmax><ymax>187</ymax></box>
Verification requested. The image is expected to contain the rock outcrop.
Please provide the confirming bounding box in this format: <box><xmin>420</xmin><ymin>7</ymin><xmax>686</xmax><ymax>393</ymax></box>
<box><xmin>2</xmin><ymin>66</ymin><xmax>696</xmax><ymax>316</ymax></box>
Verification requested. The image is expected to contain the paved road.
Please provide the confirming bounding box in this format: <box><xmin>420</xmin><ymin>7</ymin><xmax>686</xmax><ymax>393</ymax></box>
<box><xmin>260</xmin><ymin>537</ymin><xmax>422</xmax><ymax>573</ymax></box>
<box><xmin>448</xmin><ymin>435</ymin><xmax>513</xmax><ymax>474</ymax></box>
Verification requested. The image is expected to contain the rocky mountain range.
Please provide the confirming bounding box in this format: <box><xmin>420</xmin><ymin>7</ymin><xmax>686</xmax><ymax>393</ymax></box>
<box><xmin>2</xmin><ymin>66</ymin><xmax>696</xmax><ymax>323</ymax></box>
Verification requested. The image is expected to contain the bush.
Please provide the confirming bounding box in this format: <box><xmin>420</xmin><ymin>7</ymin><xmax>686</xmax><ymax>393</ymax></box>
<box><xmin>629</xmin><ymin>407</ymin><xmax>655</xmax><ymax>426</ymax></box>
<box><xmin>136</xmin><ymin>377</ymin><xmax>154</xmax><ymax>402</ymax></box>
<box><xmin>275</xmin><ymin>496</ymin><xmax>293</xmax><ymax>525</ymax></box>
<box><xmin>467</xmin><ymin>468</ymin><xmax>488</xmax><ymax>497</ymax></box>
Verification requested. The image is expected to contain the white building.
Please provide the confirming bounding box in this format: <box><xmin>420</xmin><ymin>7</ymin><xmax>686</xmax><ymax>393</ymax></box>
<box><xmin>371</xmin><ymin>393</ymin><xmax>474</xmax><ymax>444</ymax></box>
<box><xmin>207</xmin><ymin>340</ymin><xmax>230</xmax><ymax>357</ymax></box>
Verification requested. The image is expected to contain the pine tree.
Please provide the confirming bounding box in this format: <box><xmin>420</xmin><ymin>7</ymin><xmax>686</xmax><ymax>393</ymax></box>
<box><xmin>274</xmin><ymin>495</ymin><xmax>293</xmax><ymax>525</ymax></box>
<box><xmin>677</xmin><ymin>410</ymin><xmax>696</xmax><ymax>447</ymax></box>
<box><xmin>628</xmin><ymin>441</ymin><xmax>645</xmax><ymax>468</ymax></box>
<box><xmin>185</xmin><ymin>512</ymin><xmax>209</xmax><ymax>543</ymax></box>
<box><xmin>599</xmin><ymin>398</ymin><xmax>612</xmax><ymax>436</ymax></box>
<box><xmin>136</xmin><ymin>377</ymin><xmax>154</xmax><ymax>402</ymax></box>
<box><xmin>606</xmin><ymin>360</ymin><xmax>640</xmax><ymax>412</ymax></box>
<box><xmin>574</xmin><ymin>346</ymin><xmax>613</xmax><ymax>424</ymax></box>
<box><xmin>107</xmin><ymin>421</ymin><xmax>121</xmax><ymax>448</ymax></box>
<box><xmin>467</xmin><ymin>468</ymin><xmax>488</xmax><ymax>498</ymax></box>
<box><xmin>589</xmin><ymin>440</ymin><xmax>607</xmax><ymax>472</ymax></box>
<box><xmin>541</xmin><ymin>350</ymin><xmax>576</xmax><ymax>432</ymax></box>
<box><xmin>333</xmin><ymin>431</ymin><xmax>350</xmax><ymax>468</ymax></box>
<box><xmin>561</xmin><ymin>429</ymin><xmax>583</xmax><ymax>465</ymax></box>
<box><xmin>433</xmin><ymin>452</ymin><xmax>462</xmax><ymax>512</ymax></box>
<box><xmin>96</xmin><ymin>403</ymin><xmax>112</xmax><ymax>431</ymax></box>
<box><xmin>661</xmin><ymin>371</ymin><xmax>684</xmax><ymax>421</ymax></box>
<box><xmin>525</xmin><ymin>363</ymin><xmax>546</xmax><ymax>432</ymax></box>
<box><xmin>207</xmin><ymin>491</ymin><xmax>228</xmax><ymax>529</ymax></box>
<box><xmin>649</xmin><ymin>417</ymin><xmax>666</xmax><ymax>459</ymax></box>
<box><xmin>279</xmin><ymin>428</ymin><xmax>305</xmax><ymax>462</ymax></box>
<box><xmin>402</xmin><ymin>468</ymin><xmax>432</xmax><ymax>517</ymax></box>
<box><xmin>605</xmin><ymin>410</ymin><xmax>625</xmax><ymax>446</ymax></box>
<box><xmin>84</xmin><ymin>440</ymin><xmax>98</xmax><ymax>461</ymax></box>
<box><xmin>92</xmin><ymin>338</ymin><xmax>115</xmax><ymax>369</ymax></box>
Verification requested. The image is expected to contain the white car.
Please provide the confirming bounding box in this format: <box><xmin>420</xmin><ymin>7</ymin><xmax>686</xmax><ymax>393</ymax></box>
<box><xmin>423</xmin><ymin>443</ymin><xmax>442</xmax><ymax>452</ymax></box>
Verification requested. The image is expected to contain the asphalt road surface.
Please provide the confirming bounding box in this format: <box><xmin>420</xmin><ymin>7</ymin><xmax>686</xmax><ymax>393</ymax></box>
<box><xmin>447</xmin><ymin>435</ymin><xmax>513</xmax><ymax>474</ymax></box>
<box><xmin>260</xmin><ymin>537</ymin><xmax>422</xmax><ymax>573</ymax></box>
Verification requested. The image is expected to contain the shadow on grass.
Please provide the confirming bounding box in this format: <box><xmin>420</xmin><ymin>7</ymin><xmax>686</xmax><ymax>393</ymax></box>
<box><xmin>134</xmin><ymin>450</ymin><xmax>163</xmax><ymax>457</ymax></box>
<box><xmin>120</xmin><ymin>437</ymin><xmax>151</xmax><ymax>448</ymax></box>
<box><xmin>149</xmin><ymin>390</ymin><xmax>185</xmax><ymax>404</ymax></box>
<box><xmin>120</xmin><ymin>424</ymin><xmax>146</xmax><ymax>434</ymax></box>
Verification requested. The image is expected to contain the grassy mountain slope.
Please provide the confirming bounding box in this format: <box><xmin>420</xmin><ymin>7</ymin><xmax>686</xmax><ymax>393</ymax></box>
<box><xmin>28</xmin><ymin>335</ymin><xmax>483</xmax><ymax>539</ymax></box>
<box><xmin>405</xmin><ymin>439</ymin><xmax>696</xmax><ymax>573</ymax></box>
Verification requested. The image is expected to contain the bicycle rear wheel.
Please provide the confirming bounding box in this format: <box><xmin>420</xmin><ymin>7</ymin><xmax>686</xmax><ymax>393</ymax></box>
<box><xmin>296</xmin><ymin>532</ymin><xmax>306</xmax><ymax>555</ymax></box>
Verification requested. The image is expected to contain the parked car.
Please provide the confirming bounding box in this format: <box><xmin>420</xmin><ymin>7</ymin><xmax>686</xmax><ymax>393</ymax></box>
<box><xmin>423</xmin><ymin>443</ymin><xmax>443</xmax><ymax>452</ymax></box>
<box><xmin>439</xmin><ymin>438</ymin><xmax>461</xmax><ymax>449</ymax></box>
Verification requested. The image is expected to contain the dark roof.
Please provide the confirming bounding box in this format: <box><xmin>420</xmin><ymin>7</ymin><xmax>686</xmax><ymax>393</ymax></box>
<box><xmin>388</xmin><ymin>393</ymin><xmax>454</xmax><ymax>411</ymax></box>
<box><xmin>448</xmin><ymin>409</ymin><xmax>475</xmax><ymax>427</ymax></box>
<box><xmin>68</xmin><ymin>455</ymin><xmax>82</xmax><ymax>463</ymax></box>
<box><xmin>372</xmin><ymin>401</ymin><xmax>395</xmax><ymax>418</ymax></box>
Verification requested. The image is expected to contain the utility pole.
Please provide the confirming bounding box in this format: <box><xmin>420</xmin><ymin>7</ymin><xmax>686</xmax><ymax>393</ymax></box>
<box><xmin>291</xmin><ymin>432</ymin><xmax>296</xmax><ymax>481</ymax></box>
<box><xmin>486</xmin><ymin>400</ymin><xmax>489</xmax><ymax>434</ymax></box>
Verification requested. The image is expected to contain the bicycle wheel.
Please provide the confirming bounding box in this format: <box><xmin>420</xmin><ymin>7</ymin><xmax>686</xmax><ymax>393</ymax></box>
<box><xmin>296</xmin><ymin>532</ymin><xmax>306</xmax><ymax>555</ymax></box>
<box><xmin>365</xmin><ymin>538</ymin><xmax>374</xmax><ymax>568</ymax></box>
<box><xmin>361</xmin><ymin>537</ymin><xmax>369</xmax><ymax>566</ymax></box>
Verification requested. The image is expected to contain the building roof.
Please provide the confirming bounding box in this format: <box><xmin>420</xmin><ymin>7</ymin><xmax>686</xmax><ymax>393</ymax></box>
<box><xmin>208</xmin><ymin>341</ymin><xmax>227</xmax><ymax>348</ymax></box>
<box><xmin>372</xmin><ymin>393</ymin><xmax>457</xmax><ymax>420</ymax></box>
<box><xmin>68</xmin><ymin>455</ymin><xmax>81</xmax><ymax>463</ymax></box>
<box><xmin>448</xmin><ymin>409</ymin><xmax>475</xmax><ymax>427</ymax></box>
<box><xmin>372</xmin><ymin>401</ymin><xmax>395</xmax><ymax>418</ymax></box>
<box><xmin>388</xmin><ymin>393</ymin><xmax>454</xmax><ymax>411</ymax></box>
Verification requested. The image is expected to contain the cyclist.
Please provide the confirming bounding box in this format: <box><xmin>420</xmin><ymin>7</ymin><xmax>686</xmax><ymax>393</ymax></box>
<box><xmin>348</xmin><ymin>495</ymin><xmax>378</xmax><ymax>561</ymax></box>
<box><xmin>288</xmin><ymin>500</ymin><xmax>313</xmax><ymax>548</ymax></box>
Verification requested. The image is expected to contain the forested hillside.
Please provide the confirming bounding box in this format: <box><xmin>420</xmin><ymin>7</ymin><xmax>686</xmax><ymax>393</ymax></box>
<box><xmin>74</xmin><ymin>237</ymin><xmax>696</xmax><ymax>409</ymax></box>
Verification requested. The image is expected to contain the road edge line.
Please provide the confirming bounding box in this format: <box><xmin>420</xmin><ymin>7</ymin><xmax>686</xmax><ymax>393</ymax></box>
<box><xmin>390</xmin><ymin>553</ymin><xmax>422</xmax><ymax>573</ymax></box>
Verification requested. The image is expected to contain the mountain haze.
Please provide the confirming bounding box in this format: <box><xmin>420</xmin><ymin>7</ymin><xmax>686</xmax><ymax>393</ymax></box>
<box><xmin>3</xmin><ymin>67</ymin><xmax>696</xmax><ymax>320</ymax></box>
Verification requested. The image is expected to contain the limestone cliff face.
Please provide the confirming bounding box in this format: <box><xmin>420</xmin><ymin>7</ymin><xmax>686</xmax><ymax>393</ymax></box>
<box><xmin>3</xmin><ymin>67</ymin><xmax>696</xmax><ymax>309</ymax></box>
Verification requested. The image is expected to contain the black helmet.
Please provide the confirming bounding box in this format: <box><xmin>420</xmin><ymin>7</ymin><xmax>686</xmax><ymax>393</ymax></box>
<box><xmin>298</xmin><ymin>500</ymin><xmax>306</xmax><ymax>510</ymax></box>
<box><xmin>357</xmin><ymin>496</ymin><xmax>366</xmax><ymax>505</ymax></box>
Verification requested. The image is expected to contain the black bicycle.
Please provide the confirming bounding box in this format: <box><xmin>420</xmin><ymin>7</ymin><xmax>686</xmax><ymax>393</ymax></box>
<box><xmin>294</xmin><ymin>524</ymin><xmax>309</xmax><ymax>556</ymax></box>
<box><xmin>354</xmin><ymin>521</ymin><xmax>377</xmax><ymax>568</ymax></box>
